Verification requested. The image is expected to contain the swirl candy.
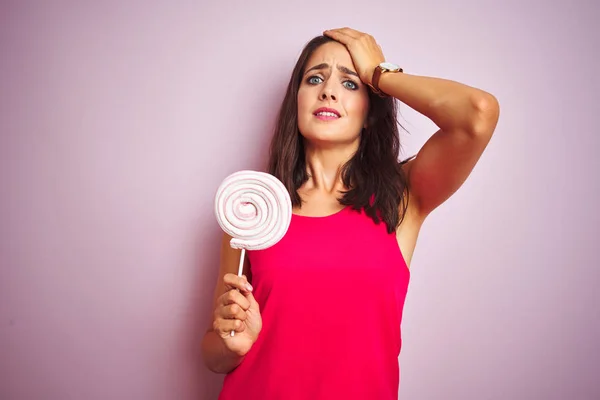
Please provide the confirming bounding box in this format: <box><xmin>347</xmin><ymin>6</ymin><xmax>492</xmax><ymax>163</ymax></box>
<box><xmin>214</xmin><ymin>169</ymin><xmax>292</xmax><ymax>257</ymax></box>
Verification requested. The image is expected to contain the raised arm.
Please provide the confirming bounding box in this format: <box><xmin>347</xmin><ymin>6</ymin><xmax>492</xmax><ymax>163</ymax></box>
<box><xmin>323</xmin><ymin>27</ymin><xmax>500</xmax><ymax>217</ymax></box>
<box><xmin>378</xmin><ymin>71</ymin><xmax>500</xmax><ymax>217</ymax></box>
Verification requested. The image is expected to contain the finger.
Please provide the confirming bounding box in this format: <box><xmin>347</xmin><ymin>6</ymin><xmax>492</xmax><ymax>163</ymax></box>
<box><xmin>220</xmin><ymin>289</ymin><xmax>251</xmax><ymax>311</ymax></box>
<box><xmin>223</xmin><ymin>273</ymin><xmax>253</xmax><ymax>293</ymax></box>
<box><xmin>214</xmin><ymin>318</ymin><xmax>245</xmax><ymax>335</ymax></box>
<box><xmin>219</xmin><ymin>303</ymin><xmax>248</xmax><ymax>321</ymax></box>
<box><xmin>325</xmin><ymin>27</ymin><xmax>361</xmax><ymax>39</ymax></box>
<box><xmin>323</xmin><ymin>29</ymin><xmax>354</xmax><ymax>43</ymax></box>
<box><xmin>338</xmin><ymin>27</ymin><xmax>365</xmax><ymax>38</ymax></box>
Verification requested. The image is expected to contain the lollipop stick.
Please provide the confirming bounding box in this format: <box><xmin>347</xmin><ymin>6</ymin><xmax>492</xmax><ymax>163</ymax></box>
<box><xmin>230</xmin><ymin>248</ymin><xmax>246</xmax><ymax>337</ymax></box>
<box><xmin>237</xmin><ymin>248</ymin><xmax>246</xmax><ymax>277</ymax></box>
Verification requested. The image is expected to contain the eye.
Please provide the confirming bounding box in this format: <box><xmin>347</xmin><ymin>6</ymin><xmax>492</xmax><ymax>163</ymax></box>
<box><xmin>343</xmin><ymin>80</ymin><xmax>359</xmax><ymax>90</ymax></box>
<box><xmin>307</xmin><ymin>76</ymin><xmax>323</xmax><ymax>85</ymax></box>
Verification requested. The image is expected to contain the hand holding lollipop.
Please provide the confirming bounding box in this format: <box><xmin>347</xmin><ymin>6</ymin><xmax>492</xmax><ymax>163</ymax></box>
<box><xmin>213</xmin><ymin>170</ymin><xmax>292</xmax><ymax>342</ymax></box>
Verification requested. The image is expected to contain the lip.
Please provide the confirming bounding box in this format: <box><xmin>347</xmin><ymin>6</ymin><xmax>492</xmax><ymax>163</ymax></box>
<box><xmin>313</xmin><ymin>107</ymin><xmax>341</xmax><ymax>118</ymax></box>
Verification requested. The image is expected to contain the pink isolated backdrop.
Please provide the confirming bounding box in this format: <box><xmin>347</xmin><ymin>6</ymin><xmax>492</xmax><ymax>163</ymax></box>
<box><xmin>1</xmin><ymin>1</ymin><xmax>598</xmax><ymax>399</ymax></box>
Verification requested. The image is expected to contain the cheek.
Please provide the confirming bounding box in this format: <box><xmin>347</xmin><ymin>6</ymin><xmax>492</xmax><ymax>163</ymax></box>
<box><xmin>297</xmin><ymin>89</ymin><xmax>311</xmax><ymax>115</ymax></box>
<box><xmin>346</xmin><ymin>96</ymin><xmax>369</xmax><ymax>122</ymax></box>
<box><xmin>296</xmin><ymin>91</ymin><xmax>311</xmax><ymax>133</ymax></box>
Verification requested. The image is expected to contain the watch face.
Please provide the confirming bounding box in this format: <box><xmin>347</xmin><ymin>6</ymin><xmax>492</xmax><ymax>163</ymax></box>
<box><xmin>380</xmin><ymin>62</ymin><xmax>400</xmax><ymax>71</ymax></box>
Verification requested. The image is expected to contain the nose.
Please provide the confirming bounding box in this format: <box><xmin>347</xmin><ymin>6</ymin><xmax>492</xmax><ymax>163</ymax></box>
<box><xmin>321</xmin><ymin>92</ymin><xmax>336</xmax><ymax>101</ymax></box>
<box><xmin>319</xmin><ymin>82</ymin><xmax>337</xmax><ymax>101</ymax></box>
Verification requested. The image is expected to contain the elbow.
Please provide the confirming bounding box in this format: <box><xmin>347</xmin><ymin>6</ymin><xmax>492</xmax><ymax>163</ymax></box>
<box><xmin>468</xmin><ymin>92</ymin><xmax>500</xmax><ymax>138</ymax></box>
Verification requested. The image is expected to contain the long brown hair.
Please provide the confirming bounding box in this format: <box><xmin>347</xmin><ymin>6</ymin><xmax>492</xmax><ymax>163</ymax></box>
<box><xmin>266</xmin><ymin>35</ymin><xmax>413</xmax><ymax>234</ymax></box>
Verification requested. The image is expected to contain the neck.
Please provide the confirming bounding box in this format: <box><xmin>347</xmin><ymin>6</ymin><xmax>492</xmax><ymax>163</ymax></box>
<box><xmin>302</xmin><ymin>139</ymin><xmax>359</xmax><ymax>194</ymax></box>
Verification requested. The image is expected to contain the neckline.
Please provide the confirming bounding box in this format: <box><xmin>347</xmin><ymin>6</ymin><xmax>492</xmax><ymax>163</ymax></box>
<box><xmin>291</xmin><ymin>205</ymin><xmax>349</xmax><ymax>219</ymax></box>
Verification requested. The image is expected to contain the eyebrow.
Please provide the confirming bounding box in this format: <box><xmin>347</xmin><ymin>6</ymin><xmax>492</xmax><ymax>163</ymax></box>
<box><xmin>304</xmin><ymin>63</ymin><xmax>359</xmax><ymax>78</ymax></box>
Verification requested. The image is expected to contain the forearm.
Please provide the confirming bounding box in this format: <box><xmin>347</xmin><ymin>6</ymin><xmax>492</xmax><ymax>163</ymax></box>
<box><xmin>378</xmin><ymin>71</ymin><xmax>498</xmax><ymax>134</ymax></box>
<box><xmin>201</xmin><ymin>330</ymin><xmax>245</xmax><ymax>374</ymax></box>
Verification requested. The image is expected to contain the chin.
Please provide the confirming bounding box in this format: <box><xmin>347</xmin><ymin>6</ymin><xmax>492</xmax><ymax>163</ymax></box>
<box><xmin>301</xmin><ymin>131</ymin><xmax>358</xmax><ymax>146</ymax></box>
<box><xmin>299</xmin><ymin>120</ymin><xmax>362</xmax><ymax>143</ymax></box>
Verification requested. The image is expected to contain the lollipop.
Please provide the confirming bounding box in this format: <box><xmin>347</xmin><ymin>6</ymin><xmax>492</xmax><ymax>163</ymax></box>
<box><xmin>214</xmin><ymin>170</ymin><xmax>292</xmax><ymax>335</ymax></box>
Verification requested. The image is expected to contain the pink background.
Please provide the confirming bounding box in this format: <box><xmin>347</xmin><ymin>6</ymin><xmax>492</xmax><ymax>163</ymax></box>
<box><xmin>1</xmin><ymin>1</ymin><xmax>598</xmax><ymax>399</ymax></box>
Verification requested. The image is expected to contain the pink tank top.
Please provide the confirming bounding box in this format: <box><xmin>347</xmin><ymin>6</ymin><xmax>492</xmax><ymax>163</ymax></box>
<box><xmin>218</xmin><ymin>205</ymin><xmax>410</xmax><ymax>400</ymax></box>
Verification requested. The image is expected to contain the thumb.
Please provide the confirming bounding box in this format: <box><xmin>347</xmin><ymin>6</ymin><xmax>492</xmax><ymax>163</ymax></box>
<box><xmin>245</xmin><ymin>291</ymin><xmax>260</xmax><ymax>311</ymax></box>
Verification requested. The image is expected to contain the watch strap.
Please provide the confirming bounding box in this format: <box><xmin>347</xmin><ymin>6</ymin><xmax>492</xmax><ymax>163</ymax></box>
<box><xmin>369</xmin><ymin>64</ymin><xmax>403</xmax><ymax>97</ymax></box>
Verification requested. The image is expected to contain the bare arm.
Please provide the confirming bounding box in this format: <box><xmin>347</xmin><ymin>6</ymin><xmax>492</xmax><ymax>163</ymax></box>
<box><xmin>321</xmin><ymin>27</ymin><xmax>500</xmax><ymax>217</ymax></box>
<box><xmin>378</xmin><ymin>71</ymin><xmax>500</xmax><ymax>216</ymax></box>
<box><xmin>201</xmin><ymin>233</ymin><xmax>255</xmax><ymax>374</ymax></box>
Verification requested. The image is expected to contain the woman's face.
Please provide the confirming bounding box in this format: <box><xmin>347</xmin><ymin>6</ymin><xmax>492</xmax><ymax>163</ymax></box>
<box><xmin>297</xmin><ymin>41</ymin><xmax>370</xmax><ymax>146</ymax></box>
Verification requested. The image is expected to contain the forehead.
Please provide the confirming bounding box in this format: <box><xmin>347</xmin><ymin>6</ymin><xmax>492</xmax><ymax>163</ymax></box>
<box><xmin>305</xmin><ymin>41</ymin><xmax>355</xmax><ymax>69</ymax></box>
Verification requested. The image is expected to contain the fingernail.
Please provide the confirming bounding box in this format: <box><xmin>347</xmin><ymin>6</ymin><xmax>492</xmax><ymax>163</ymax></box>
<box><xmin>246</xmin><ymin>283</ymin><xmax>253</xmax><ymax>291</ymax></box>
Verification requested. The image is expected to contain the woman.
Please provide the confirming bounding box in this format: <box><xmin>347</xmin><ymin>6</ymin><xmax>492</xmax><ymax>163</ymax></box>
<box><xmin>201</xmin><ymin>27</ymin><xmax>500</xmax><ymax>399</ymax></box>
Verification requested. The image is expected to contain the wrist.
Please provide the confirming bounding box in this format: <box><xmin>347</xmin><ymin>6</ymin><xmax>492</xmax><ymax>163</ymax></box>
<box><xmin>368</xmin><ymin>62</ymin><xmax>404</xmax><ymax>96</ymax></box>
<box><xmin>201</xmin><ymin>329</ymin><xmax>245</xmax><ymax>374</ymax></box>
<box><xmin>363</xmin><ymin>65</ymin><xmax>377</xmax><ymax>86</ymax></box>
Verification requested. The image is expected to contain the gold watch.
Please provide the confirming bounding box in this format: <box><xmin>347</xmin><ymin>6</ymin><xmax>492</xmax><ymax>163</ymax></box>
<box><xmin>368</xmin><ymin>62</ymin><xmax>403</xmax><ymax>97</ymax></box>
